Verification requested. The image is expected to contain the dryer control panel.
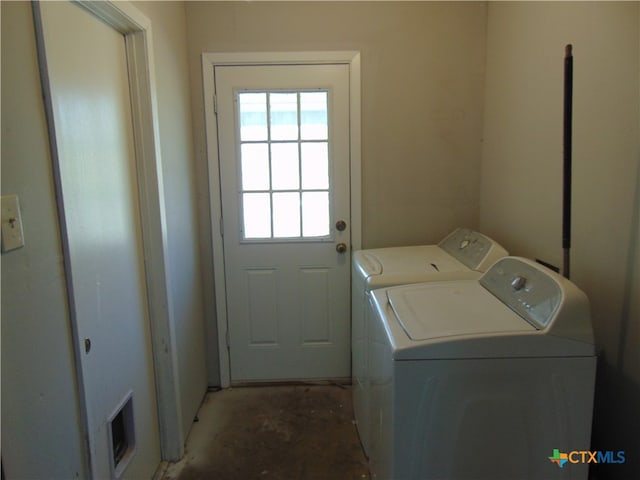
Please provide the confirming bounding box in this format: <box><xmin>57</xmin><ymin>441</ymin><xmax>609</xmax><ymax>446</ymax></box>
<box><xmin>480</xmin><ymin>257</ymin><xmax>562</xmax><ymax>329</ymax></box>
<box><xmin>439</xmin><ymin>228</ymin><xmax>507</xmax><ymax>272</ymax></box>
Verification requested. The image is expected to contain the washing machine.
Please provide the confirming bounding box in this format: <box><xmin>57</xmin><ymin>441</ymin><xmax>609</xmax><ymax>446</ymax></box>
<box><xmin>352</xmin><ymin>228</ymin><xmax>508</xmax><ymax>455</ymax></box>
<box><xmin>367</xmin><ymin>256</ymin><xmax>596</xmax><ymax>480</ymax></box>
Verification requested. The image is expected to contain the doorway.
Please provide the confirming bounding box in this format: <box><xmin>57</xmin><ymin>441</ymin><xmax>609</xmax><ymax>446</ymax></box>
<box><xmin>202</xmin><ymin>52</ymin><xmax>361</xmax><ymax>387</ymax></box>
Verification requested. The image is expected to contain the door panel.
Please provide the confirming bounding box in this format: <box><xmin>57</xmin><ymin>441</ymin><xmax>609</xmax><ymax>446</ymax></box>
<box><xmin>215</xmin><ymin>64</ymin><xmax>351</xmax><ymax>382</ymax></box>
<box><xmin>39</xmin><ymin>2</ymin><xmax>161</xmax><ymax>477</ymax></box>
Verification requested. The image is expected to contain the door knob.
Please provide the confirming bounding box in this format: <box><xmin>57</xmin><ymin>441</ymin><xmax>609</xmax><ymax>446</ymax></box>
<box><xmin>336</xmin><ymin>243</ymin><xmax>347</xmax><ymax>253</ymax></box>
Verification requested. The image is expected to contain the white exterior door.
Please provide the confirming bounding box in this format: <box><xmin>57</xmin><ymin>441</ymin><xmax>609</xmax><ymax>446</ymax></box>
<box><xmin>215</xmin><ymin>64</ymin><xmax>352</xmax><ymax>382</ymax></box>
<box><xmin>38</xmin><ymin>2</ymin><xmax>161</xmax><ymax>478</ymax></box>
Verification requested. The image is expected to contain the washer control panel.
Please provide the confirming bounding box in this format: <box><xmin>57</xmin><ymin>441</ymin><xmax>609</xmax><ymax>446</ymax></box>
<box><xmin>480</xmin><ymin>257</ymin><xmax>562</xmax><ymax>329</ymax></box>
<box><xmin>439</xmin><ymin>228</ymin><xmax>496</xmax><ymax>270</ymax></box>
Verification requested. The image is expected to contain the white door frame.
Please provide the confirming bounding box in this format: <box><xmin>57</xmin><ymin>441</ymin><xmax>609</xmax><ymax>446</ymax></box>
<box><xmin>33</xmin><ymin>0</ymin><xmax>184</xmax><ymax>465</ymax></box>
<box><xmin>202</xmin><ymin>51</ymin><xmax>362</xmax><ymax>388</ymax></box>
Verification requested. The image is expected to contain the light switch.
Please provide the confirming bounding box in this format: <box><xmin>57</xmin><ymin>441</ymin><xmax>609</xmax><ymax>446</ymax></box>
<box><xmin>1</xmin><ymin>194</ymin><xmax>25</xmax><ymax>253</ymax></box>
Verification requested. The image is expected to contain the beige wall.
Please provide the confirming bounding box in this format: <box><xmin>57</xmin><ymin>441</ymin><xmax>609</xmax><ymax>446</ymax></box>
<box><xmin>185</xmin><ymin>1</ymin><xmax>488</xmax><ymax>250</ymax></box>
<box><xmin>133</xmin><ymin>0</ymin><xmax>208</xmax><ymax>445</ymax></box>
<box><xmin>480</xmin><ymin>3</ymin><xmax>639</xmax><ymax>478</ymax></box>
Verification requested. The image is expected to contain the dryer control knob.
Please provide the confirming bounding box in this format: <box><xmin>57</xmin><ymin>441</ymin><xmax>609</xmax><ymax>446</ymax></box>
<box><xmin>511</xmin><ymin>276</ymin><xmax>527</xmax><ymax>291</ymax></box>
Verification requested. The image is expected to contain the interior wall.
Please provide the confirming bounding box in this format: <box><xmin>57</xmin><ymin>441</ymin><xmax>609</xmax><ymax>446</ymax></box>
<box><xmin>480</xmin><ymin>2</ymin><xmax>639</xmax><ymax>478</ymax></box>
<box><xmin>0</xmin><ymin>2</ymin><xmax>87</xmax><ymax>477</ymax></box>
<box><xmin>185</xmin><ymin>0</ymin><xmax>488</xmax><ymax>251</ymax></box>
<box><xmin>133</xmin><ymin>0</ymin><xmax>208</xmax><ymax>444</ymax></box>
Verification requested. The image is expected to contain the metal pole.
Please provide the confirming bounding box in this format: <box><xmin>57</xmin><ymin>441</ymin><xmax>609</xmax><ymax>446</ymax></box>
<box><xmin>563</xmin><ymin>44</ymin><xmax>573</xmax><ymax>279</ymax></box>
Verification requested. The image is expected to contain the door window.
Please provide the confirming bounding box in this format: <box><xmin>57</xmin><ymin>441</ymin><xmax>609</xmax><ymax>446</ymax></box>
<box><xmin>238</xmin><ymin>90</ymin><xmax>330</xmax><ymax>240</ymax></box>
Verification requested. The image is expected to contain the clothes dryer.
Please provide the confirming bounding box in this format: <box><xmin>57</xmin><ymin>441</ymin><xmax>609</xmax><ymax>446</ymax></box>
<box><xmin>367</xmin><ymin>257</ymin><xmax>596</xmax><ymax>480</ymax></box>
<box><xmin>352</xmin><ymin>228</ymin><xmax>508</xmax><ymax>455</ymax></box>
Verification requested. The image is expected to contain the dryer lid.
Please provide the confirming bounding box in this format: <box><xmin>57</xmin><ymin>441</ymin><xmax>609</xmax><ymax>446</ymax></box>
<box><xmin>356</xmin><ymin>245</ymin><xmax>464</xmax><ymax>277</ymax></box>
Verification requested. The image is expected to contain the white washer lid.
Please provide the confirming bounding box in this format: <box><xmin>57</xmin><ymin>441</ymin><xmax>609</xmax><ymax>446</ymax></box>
<box><xmin>387</xmin><ymin>282</ymin><xmax>534</xmax><ymax>341</ymax></box>
<box><xmin>372</xmin><ymin>276</ymin><xmax>595</xmax><ymax>360</ymax></box>
<box><xmin>358</xmin><ymin>245</ymin><xmax>465</xmax><ymax>276</ymax></box>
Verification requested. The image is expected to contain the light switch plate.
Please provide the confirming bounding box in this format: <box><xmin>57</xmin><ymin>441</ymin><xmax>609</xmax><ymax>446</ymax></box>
<box><xmin>1</xmin><ymin>194</ymin><xmax>25</xmax><ymax>252</ymax></box>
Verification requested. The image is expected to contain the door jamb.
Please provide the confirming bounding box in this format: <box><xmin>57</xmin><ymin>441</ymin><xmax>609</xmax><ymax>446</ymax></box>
<box><xmin>33</xmin><ymin>0</ymin><xmax>185</xmax><ymax>466</ymax></box>
<box><xmin>201</xmin><ymin>51</ymin><xmax>362</xmax><ymax>388</ymax></box>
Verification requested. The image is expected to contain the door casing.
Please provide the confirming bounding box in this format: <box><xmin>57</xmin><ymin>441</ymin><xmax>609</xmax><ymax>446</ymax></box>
<box><xmin>202</xmin><ymin>51</ymin><xmax>362</xmax><ymax>388</ymax></box>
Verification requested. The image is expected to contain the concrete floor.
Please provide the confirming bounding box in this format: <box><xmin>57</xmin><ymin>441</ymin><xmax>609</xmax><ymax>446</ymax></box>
<box><xmin>162</xmin><ymin>384</ymin><xmax>370</xmax><ymax>480</ymax></box>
